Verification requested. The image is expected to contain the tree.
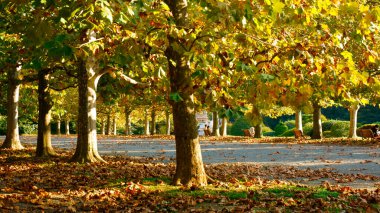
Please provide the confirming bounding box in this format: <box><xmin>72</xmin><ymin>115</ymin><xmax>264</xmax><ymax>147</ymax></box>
<box><xmin>1</xmin><ymin>66</ymin><xmax>24</xmax><ymax>149</ymax></box>
<box><xmin>164</xmin><ymin>0</ymin><xmax>207</xmax><ymax>186</ymax></box>
<box><xmin>36</xmin><ymin>69</ymin><xmax>56</xmax><ymax>157</ymax></box>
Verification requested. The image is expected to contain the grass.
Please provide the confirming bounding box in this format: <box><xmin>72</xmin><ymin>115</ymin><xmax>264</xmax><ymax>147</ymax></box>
<box><xmin>1</xmin><ymin>143</ymin><xmax>379</xmax><ymax>212</ymax></box>
<box><xmin>311</xmin><ymin>188</ymin><xmax>340</xmax><ymax>199</ymax></box>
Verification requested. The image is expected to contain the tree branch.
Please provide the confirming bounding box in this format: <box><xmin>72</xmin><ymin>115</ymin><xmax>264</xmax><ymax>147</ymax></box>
<box><xmin>50</xmin><ymin>84</ymin><xmax>78</xmax><ymax>92</ymax></box>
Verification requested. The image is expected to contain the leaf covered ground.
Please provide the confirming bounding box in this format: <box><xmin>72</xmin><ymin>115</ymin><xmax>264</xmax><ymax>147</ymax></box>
<box><xmin>0</xmin><ymin>142</ymin><xmax>379</xmax><ymax>212</ymax></box>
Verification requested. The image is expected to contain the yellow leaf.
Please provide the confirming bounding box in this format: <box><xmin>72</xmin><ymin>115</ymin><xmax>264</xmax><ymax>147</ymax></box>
<box><xmin>368</xmin><ymin>55</ymin><xmax>376</xmax><ymax>63</ymax></box>
<box><xmin>341</xmin><ymin>51</ymin><xmax>352</xmax><ymax>60</ymax></box>
<box><xmin>272</xmin><ymin>0</ymin><xmax>285</xmax><ymax>14</ymax></box>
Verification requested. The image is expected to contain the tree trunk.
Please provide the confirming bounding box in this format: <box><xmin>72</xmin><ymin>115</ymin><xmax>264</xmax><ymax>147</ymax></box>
<box><xmin>70</xmin><ymin>57</ymin><xmax>104</xmax><ymax>163</ymax></box>
<box><xmin>165</xmin><ymin>0</ymin><xmax>207</xmax><ymax>187</ymax></box>
<box><xmin>125</xmin><ymin>108</ymin><xmax>131</xmax><ymax>135</ymax></box>
<box><xmin>100</xmin><ymin>118</ymin><xmax>105</xmax><ymax>135</ymax></box>
<box><xmin>1</xmin><ymin>67</ymin><xmax>23</xmax><ymax>149</ymax></box>
<box><xmin>295</xmin><ymin>109</ymin><xmax>303</xmax><ymax>131</ymax></box>
<box><xmin>105</xmin><ymin>113</ymin><xmax>111</xmax><ymax>135</ymax></box>
<box><xmin>57</xmin><ymin>119</ymin><xmax>61</xmax><ymax>136</ymax></box>
<box><xmin>212</xmin><ymin>111</ymin><xmax>220</xmax><ymax>136</ymax></box>
<box><xmin>311</xmin><ymin>102</ymin><xmax>323</xmax><ymax>139</ymax></box>
<box><xmin>165</xmin><ymin>110</ymin><xmax>171</xmax><ymax>135</ymax></box>
<box><xmin>144</xmin><ymin>109</ymin><xmax>150</xmax><ymax>135</ymax></box>
<box><xmin>150</xmin><ymin>109</ymin><xmax>156</xmax><ymax>135</ymax></box>
<box><xmin>65</xmin><ymin>119</ymin><xmax>70</xmax><ymax>135</ymax></box>
<box><xmin>254</xmin><ymin>123</ymin><xmax>263</xmax><ymax>138</ymax></box>
<box><xmin>36</xmin><ymin>70</ymin><xmax>56</xmax><ymax>157</ymax></box>
<box><xmin>112</xmin><ymin>116</ymin><xmax>117</xmax><ymax>135</ymax></box>
<box><xmin>220</xmin><ymin>117</ymin><xmax>228</xmax><ymax>136</ymax></box>
<box><xmin>348</xmin><ymin>104</ymin><xmax>360</xmax><ymax>138</ymax></box>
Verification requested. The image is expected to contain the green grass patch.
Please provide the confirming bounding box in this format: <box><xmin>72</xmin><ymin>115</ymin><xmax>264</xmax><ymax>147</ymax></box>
<box><xmin>264</xmin><ymin>185</ymin><xmax>308</xmax><ymax>198</ymax></box>
<box><xmin>141</xmin><ymin>177</ymin><xmax>171</xmax><ymax>185</ymax></box>
<box><xmin>220</xmin><ymin>191</ymin><xmax>247</xmax><ymax>199</ymax></box>
<box><xmin>311</xmin><ymin>188</ymin><xmax>339</xmax><ymax>199</ymax></box>
<box><xmin>266</xmin><ymin>188</ymin><xmax>294</xmax><ymax>197</ymax></box>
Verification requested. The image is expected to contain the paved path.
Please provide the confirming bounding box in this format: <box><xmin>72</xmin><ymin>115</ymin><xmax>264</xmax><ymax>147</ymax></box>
<box><xmin>2</xmin><ymin>136</ymin><xmax>380</xmax><ymax>189</ymax></box>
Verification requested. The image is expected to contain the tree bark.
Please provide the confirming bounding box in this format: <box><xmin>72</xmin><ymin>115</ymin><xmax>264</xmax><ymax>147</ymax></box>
<box><xmin>1</xmin><ymin>67</ymin><xmax>23</xmax><ymax>149</ymax></box>
<box><xmin>100</xmin><ymin>118</ymin><xmax>105</xmax><ymax>135</ymax></box>
<box><xmin>57</xmin><ymin>119</ymin><xmax>61</xmax><ymax>136</ymax></box>
<box><xmin>165</xmin><ymin>110</ymin><xmax>171</xmax><ymax>135</ymax></box>
<box><xmin>70</xmin><ymin>56</ymin><xmax>104</xmax><ymax>163</ymax></box>
<box><xmin>112</xmin><ymin>116</ymin><xmax>117</xmax><ymax>135</ymax></box>
<box><xmin>165</xmin><ymin>0</ymin><xmax>207</xmax><ymax>187</ymax></box>
<box><xmin>65</xmin><ymin>119</ymin><xmax>70</xmax><ymax>135</ymax></box>
<box><xmin>36</xmin><ymin>70</ymin><xmax>56</xmax><ymax>157</ymax></box>
<box><xmin>125</xmin><ymin>107</ymin><xmax>131</xmax><ymax>135</ymax></box>
<box><xmin>144</xmin><ymin>109</ymin><xmax>150</xmax><ymax>135</ymax></box>
<box><xmin>295</xmin><ymin>109</ymin><xmax>303</xmax><ymax>131</ymax></box>
<box><xmin>254</xmin><ymin>123</ymin><xmax>263</xmax><ymax>138</ymax></box>
<box><xmin>312</xmin><ymin>102</ymin><xmax>323</xmax><ymax>139</ymax></box>
<box><xmin>348</xmin><ymin>104</ymin><xmax>360</xmax><ymax>138</ymax></box>
<box><xmin>105</xmin><ymin>113</ymin><xmax>111</xmax><ymax>135</ymax></box>
<box><xmin>212</xmin><ymin>111</ymin><xmax>220</xmax><ymax>136</ymax></box>
<box><xmin>150</xmin><ymin>109</ymin><xmax>156</xmax><ymax>135</ymax></box>
<box><xmin>220</xmin><ymin>117</ymin><xmax>228</xmax><ymax>136</ymax></box>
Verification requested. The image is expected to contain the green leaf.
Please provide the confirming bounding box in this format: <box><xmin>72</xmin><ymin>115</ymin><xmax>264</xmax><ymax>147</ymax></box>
<box><xmin>170</xmin><ymin>92</ymin><xmax>183</xmax><ymax>102</ymax></box>
<box><xmin>44</xmin><ymin>40</ymin><xmax>56</xmax><ymax>49</ymax></box>
<box><xmin>101</xmin><ymin>7</ymin><xmax>113</xmax><ymax>23</ymax></box>
<box><xmin>260</xmin><ymin>73</ymin><xmax>275</xmax><ymax>82</ymax></box>
<box><xmin>191</xmin><ymin>69</ymin><xmax>207</xmax><ymax>79</ymax></box>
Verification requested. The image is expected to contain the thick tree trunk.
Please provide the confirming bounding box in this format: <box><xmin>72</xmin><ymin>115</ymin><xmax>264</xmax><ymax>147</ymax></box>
<box><xmin>220</xmin><ymin>117</ymin><xmax>228</xmax><ymax>136</ymax></box>
<box><xmin>36</xmin><ymin>70</ymin><xmax>56</xmax><ymax>157</ymax></box>
<box><xmin>144</xmin><ymin>109</ymin><xmax>150</xmax><ymax>135</ymax></box>
<box><xmin>65</xmin><ymin>119</ymin><xmax>70</xmax><ymax>135</ymax></box>
<box><xmin>254</xmin><ymin>123</ymin><xmax>263</xmax><ymax>138</ymax></box>
<box><xmin>150</xmin><ymin>109</ymin><xmax>156</xmax><ymax>135</ymax></box>
<box><xmin>1</xmin><ymin>67</ymin><xmax>23</xmax><ymax>149</ymax></box>
<box><xmin>70</xmin><ymin>57</ymin><xmax>104</xmax><ymax>163</ymax></box>
<box><xmin>311</xmin><ymin>102</ymin><xmax>323</xmax><ymax>139</ymax></box>
<box><xmin>112</xmin><ymin>116</ymin><xmax>117</xmax><ymax>135</ymax></box>
<box><xmin>105</xmin><ymin>113</ymin><xmax>111</xmax><ymax>135</ymax></box>
<box><xmin>165</xmin><ymin>0</ymin><xmax>207</xmax><ymax>187</ymax></box>
<box><xmin>125</xmin><ymin>108</ymin><xmax>131</xmax><ymax>135</ymax></box>
<box><xmin>165</xmin><ymin>110</ymin><xmax>171</xmax><ymax>135</ymax></box>
<box><xmin>212</xmin><ymin>111</ymin><xmax>220</xmax><ymax>136</ymax></box>
<box><xmin>295</xmin><ymin>109</ymin><xmax>303</xmax><ymax>131</ymax></box>
<box><xmin>348</xmin><ymin>104</ymin><xmax>360</xmax><ymax>138</ymax></box>
<box><xmin>57</xmin><ymin>119</ymin><xmax>61</xmax><ymax>136</ymax></box>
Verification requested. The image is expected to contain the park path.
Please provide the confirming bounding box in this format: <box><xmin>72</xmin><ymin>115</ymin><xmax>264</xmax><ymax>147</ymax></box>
<box><xmin>2</xmin><ymin>135</ymin><xmax>380</xmax><ymax>189</ymax></box>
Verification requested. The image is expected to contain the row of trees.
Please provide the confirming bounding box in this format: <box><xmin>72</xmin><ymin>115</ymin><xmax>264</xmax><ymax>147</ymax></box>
<box><xmin>1</xmin><ymin>0</ymin><xmax>379</xmax><ymax>186</ymax></box>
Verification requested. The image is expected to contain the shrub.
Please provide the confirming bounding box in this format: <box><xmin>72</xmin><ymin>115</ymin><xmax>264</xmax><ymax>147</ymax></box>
<box><xmin>323</xmin><ymin>131</ymin><xmax>333</xmax><ymax>138</ymax></box>
<box><xmin>303</xmin><ymin>122</ymin><xmax>314</xmax><ymax>137</ymax></box>
<box><xmin>330</xmin><ymin>121</ymin><xmax>350</xmax><ymax>137</ymax></box>
<box><xmin>263</xmin><ymin>131</ymin><xmax>276</xmax><ymax>136</ymax></box>
<box><xmin>262</xmin><ymin>125</ymin><xmax>273</xmax><ymax>133</ymax></box>
<box><xmin>284</xmin><ymin>120</ymin><xmax>295</xmax><ymax>129</ymax></box>
<box><xmin>322</xmin><ymin>120</ymin><xmax>338</xmax><ymax>131</ymax></box>
<box><xmin>131</xmin><ymin>123</ymin><xmax>144</xmax><ymax>135</ymax></box>
<box><xmin>19</xmin><ymin>120</ymin><xmax>37</xmax><ymax>135</ymax></box>
<box><xmin>303</xmin><ymin>114</ymin><xmax>327</xmax><ymax>125</ymax></box>
<box><xmin>0</xmin><ymin>116</ymin><xmax>6</xmax><ymax>135</ymax></box>
<box><xmin>230</xmin><ymin>117</ymin><xmax>251</xmax><ymax>136</ymax></box>
<box><xmin>274</xmin><ymin>121</ymin><xmax>288</xmax><ymax>136</ymax></box>
<box><xmin>280</xmin><ymin>128</ymin><xmax>295</xmax><ymax>137</ymax></box>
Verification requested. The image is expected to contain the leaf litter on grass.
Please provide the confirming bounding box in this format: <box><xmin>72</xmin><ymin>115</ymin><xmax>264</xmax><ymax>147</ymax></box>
<box><xmin>0</xmin><ymin>145</ymin><xmax>379</xmax><ymax>212</ymax></box>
